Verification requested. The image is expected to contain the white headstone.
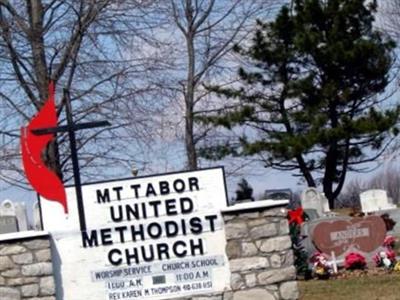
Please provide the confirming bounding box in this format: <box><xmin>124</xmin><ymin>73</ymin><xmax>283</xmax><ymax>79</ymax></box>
<box><xmin>0</xmin><ymin>199</ymin><xmax>16</xmax><ymax>217</ymax></box>
<box><xmin>360</xmin><ymin>189</ymin><xmax>397</xmax><ymax>213</ymax></box>
<box><xmin>33</xmin><ymin>202</ymin><xmax>42</xmax><ymax>231</ymax></box>
<box><xmin>15</xmin><ymin>203</ymin><xmax>29</xmax><ymax>231</ymax></box>
<box><xmin>0</xmin><ymin>216</ymin><xmax>18</xmax><ymax>234</ymax></box>
<box><xmin>0</xmin><ymin>200</ymin><xmax>18</xmax><ymax>233</ymax></box>
<box><xmin>301</xmin><ymin>188</ymin><xmax>324</xmax><ymax>216</ymax></box>
<box><xmin>320</xmin><ymin>193</ymin><xmax>331</xmax><ymax>213</ymax></box>
<box><xmin>1</xmin><ymin>200</ymin><xmax>30</xmax><ymax>232</ymax></box>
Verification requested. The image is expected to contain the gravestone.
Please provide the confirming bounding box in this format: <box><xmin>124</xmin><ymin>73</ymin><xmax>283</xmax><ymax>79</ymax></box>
<box><xmin>264</xmin><ymin>189</ymin><xmax>292</xmax><ymax>201</ymax></box>
<box><xmin>15</xmin><ymin>202</ymin><xmax>29</xmax><ymax>231</ymax></box>
<box><xmin>0</xmin><ymin>200</ymin><xmax>18</xmax><ymax>233</ymax></box>
<box><xmin>360</xmin><ymin>189</ymin><xmax>397</xmax><ymax>213</ymax></box>
<box><xmin>0</xmin><ymin>216</ymin><xmax>18</xmax><ymax>234</ymax></box>
<box><xmin>303</xmin><ymin>208</ymin><xmax>320</xmax><ymax>221</ymax></box>
<box><xmin>33</xmin><ymin>201</ymin><xmax>42</xmax><ymax>230</ymax></box>
<box><xmin>0</xmin><ymin>200</ymin><xmax>30</xmax><ymax>232</ymax></box>
<box><xmin>264</xmin><ymin>188</ymin><xmax>293</xmax><ymax>208</ymax></box>
<box><xmin>301</xmin><ymin>216</ymin><xmax>352</xmax><ymax>260</ymax></box>
<box><xmin>303</xmin><ymin>215</ymin><xmax>387</xmax><ymax>264</ymax></box>
<box><xmin>320</xmin><ymin>193</ymin><xmax>331</xmax><ymax>213</ymax></box>
<box><xmin>0</xmin><ymin>199</ymin><xmax>16</xmax><ymax>216</ymax></box>
<box><xmin>301</xmin><ymin>188</ymin><xmax>324</xmax><ymax>216</ymax></box>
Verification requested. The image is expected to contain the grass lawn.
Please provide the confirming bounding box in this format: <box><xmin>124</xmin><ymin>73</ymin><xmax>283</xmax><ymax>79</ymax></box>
<box><xmin>298</xmin><ymin>273</ymin><xmax>400</xmax><ymax>300</ymax></box>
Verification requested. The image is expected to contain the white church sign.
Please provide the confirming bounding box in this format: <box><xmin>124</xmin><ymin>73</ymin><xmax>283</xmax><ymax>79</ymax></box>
<box><xmin>40</xmin><ymin>167</ymin><xmax>231</xmax><ymax>300</ymax></box>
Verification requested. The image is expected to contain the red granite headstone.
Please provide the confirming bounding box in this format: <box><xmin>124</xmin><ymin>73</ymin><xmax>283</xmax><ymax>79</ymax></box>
<box><xmin>312</xmin><ymin>215</ymin><xmax>386</xmax><ymax>256</ymax></box>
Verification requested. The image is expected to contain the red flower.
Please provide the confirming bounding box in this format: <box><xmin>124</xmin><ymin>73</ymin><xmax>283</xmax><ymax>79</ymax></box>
<box><xmin>386</xmin><ymin>249</ymin><xmax>397</xmax><ymax>262</ymax></box>
<box><xmin>373</xmin><ymin>249</ymin><xmax>397</xmax><ymax>268</ymax></box>
<box><xmin>383</xmin><ymin>235</ymin><xmax>396</xmax><ymax>249</ymax></box>
<box><xmin>344</xmin><ymin>252</ymin><xmax>366</xmax><ymax>270</ymax></box>
<box><xmin>288</xmin><ymin>207</ymin><xmax>304</xmax><ymax>225</ymax></box>
<box><xmin>310</xmin><ymin>251</ymin><xmax>321</xmax><ymax>263</ymax></box>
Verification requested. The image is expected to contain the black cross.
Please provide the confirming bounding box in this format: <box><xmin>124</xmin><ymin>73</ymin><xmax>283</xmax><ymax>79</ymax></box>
<box><xmin>32</xmin><ymin>88</ymin><xmax>110</xmax><ymax>232</ymax></box>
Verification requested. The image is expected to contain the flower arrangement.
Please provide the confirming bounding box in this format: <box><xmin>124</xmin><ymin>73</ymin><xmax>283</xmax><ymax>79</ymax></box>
<box><xmin>373</xmin><ymin>249</ymin><xmax>397</xmax><ymax>269</ymax></box>
<box><xmin>344</xmin><ymin>252</ymin><xmax>366</xmax><ymax>270</ymax></box>
<box><xmin>374</xmin><ymin>235</ymin><xmax>398</xmax><ymax>270</ymax></box>
<box><xmin>310</xmin><ymin>251</ymin><xmax>331</xmax><ymax>279</ymax></box>
<box><xmin>394</xmin><ymin>261</ymin><xmax>400</xmax><ymax>272</ymax></box>
<box><xmin>383</xmin><ymin>235</ymin><xmax>396</xmax><ymax>249</ymax></box>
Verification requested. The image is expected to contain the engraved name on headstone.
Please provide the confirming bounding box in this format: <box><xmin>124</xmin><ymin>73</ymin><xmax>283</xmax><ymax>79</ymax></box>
<box><xmin>312</xmin><ymin>215</ymin><xmax>386</xmax><ymax>257</ymax></box>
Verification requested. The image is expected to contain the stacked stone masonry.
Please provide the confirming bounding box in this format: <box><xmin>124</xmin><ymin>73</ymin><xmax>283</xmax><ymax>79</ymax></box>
<box><xmin>223</xmin><ymin>207</ymin><xmax>298</xmax><ymax>300</ymax></box>
<box><xmin>0</xmin><ymin>206</ymin><xmax>297</xmax><ymax>300</ymax></box>
<box><xmin>0</xmin><ymin>236</ymin><xmax>56</xmax><ymax>300</ymax></box>
<box><xmin>175</xmin><ymin>206</ymin><xmax>299</xmax><ymax>300</ymax></box>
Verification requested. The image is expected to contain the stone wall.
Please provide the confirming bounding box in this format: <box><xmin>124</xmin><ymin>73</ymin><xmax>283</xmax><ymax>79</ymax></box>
<box><xmin>223</xmin><ymin>206</ymin><xmax>298</xmax><ymax>300</ymax></box>
<box><xmin>0</xmin><ymin>233</ymin><xmax>56</xmax><ymax>300</ymax></box>
<box><xmin>0</xmin><ymin>204</ymin><xmax>298</xmax><ymax>300</ymax></box>
<box><xmin>176</xmin><ymin>204</ymin><xmax>299</xmax><ymax>300</ymax></box>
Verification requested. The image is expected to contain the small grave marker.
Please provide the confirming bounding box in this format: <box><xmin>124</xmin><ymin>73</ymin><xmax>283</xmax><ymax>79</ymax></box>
<box><xmin>320</xmin><ymin>193</ymin><xmax>331</xmax><ymax>213</ymax></box>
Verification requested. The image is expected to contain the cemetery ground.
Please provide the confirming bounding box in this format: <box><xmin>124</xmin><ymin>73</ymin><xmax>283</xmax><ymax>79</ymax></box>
<box><xmin>299</xmin><ymin>272</ymin><xmax>400</xmax><ymax>300</ymax></box>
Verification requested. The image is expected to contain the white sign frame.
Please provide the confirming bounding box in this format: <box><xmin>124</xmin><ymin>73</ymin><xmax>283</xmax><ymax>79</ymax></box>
<box><xmin>40</xmin><ymin>167</ymin><xmax>231</xmax><ymax>300</ymax></box>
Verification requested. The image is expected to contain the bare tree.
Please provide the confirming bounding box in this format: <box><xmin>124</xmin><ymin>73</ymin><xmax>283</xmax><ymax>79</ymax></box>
<box><xmin>379</xmin><ymin>0</ymin><xmax>400</xmax><ymax>41</ymax></box>
<box><xmin>0</xmin><ymin>0</ymin><xmax>166</xmax><ymax>189</ymax></box>
<box><xmin>339</xmin><ymin>166</ymin><xmax>400</xmax><ymax>208</ymax></box>
<box><xmin>156</xmin><ymin>0</ymin><xmax>281</xmax><ymax>170</ymax></box>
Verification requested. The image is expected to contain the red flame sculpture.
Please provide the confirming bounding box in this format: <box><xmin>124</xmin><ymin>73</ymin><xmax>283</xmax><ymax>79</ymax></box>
<box><xmin>21</xmin><ymin>81</ymin><xmax>68</xmax><ymax>213</ymax></box>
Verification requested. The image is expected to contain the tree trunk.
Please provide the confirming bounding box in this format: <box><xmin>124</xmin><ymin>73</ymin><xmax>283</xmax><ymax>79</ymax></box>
<box><xmin>27</xmin><ymin>0</ymin><xmax>49</xmax><ymax>101</ymax></box>
<box><xmin>185</xmin><ymin>103</ymin><xmax>197</xmax><ymax>170</ymax></box>
<box><xmin>184</xmin><ymin>26</ymin><xmax>198</xmax><ymax>170</ymax></box>
<box><xmin>296</xmin><ymin>155</ymin><xmax>316</xmax><ymax>187</ymax></box>
<box><xmin>27</xmin><ymin>1</ymin><xmax>63</xmax><ymax>179</ymax></box>
<box><xmin>323</xmin><ymin>148</ymin><xmax>338</xmax><ymax>209</ymax></box>
<box><xmin>324</xmin><ymin>184</ymin><xmax>335</xmax><ymax>210</ymax></box>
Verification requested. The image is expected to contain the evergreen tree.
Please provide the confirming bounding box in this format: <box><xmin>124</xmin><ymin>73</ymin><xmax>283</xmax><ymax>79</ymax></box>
<box><xmin>235</xmin><ymin>178</ymin><xmax>255</xmax><ymax>201</ymax></box>
<box><xmin>200</xmin><ymin>0</ymin><xmax>399</xmax><ymax>208</ymax></box>
<box><xmin>289</xmin><ymin>220</ymin><xmax>310</xmax><ymax>278</ymax></box>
